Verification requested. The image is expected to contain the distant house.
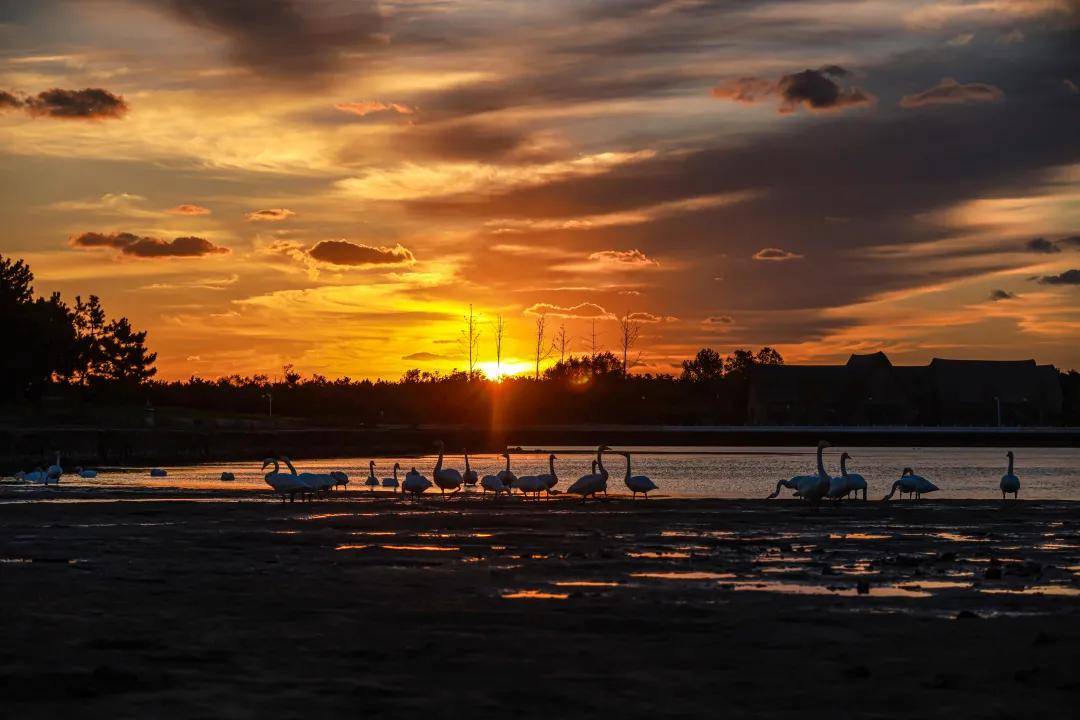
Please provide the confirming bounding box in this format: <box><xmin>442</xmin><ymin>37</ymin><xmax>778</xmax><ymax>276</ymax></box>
<box><xmin>748</xmin><ymin>352</ymin><xmax>1061</xmax><ymax>426</ymax></box>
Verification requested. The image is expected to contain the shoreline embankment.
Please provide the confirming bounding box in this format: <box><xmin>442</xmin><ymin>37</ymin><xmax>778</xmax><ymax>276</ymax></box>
<box><xmin>2</xmin><ymin>424</ymin><xmax>1077</xmax><ymax>471</ymax></box>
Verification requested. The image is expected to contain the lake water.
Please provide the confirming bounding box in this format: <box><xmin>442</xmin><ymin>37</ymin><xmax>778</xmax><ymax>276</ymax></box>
<box><xmin>5</xmin><ymin>446</ymin><xmax>1078</xmax><ymax>500</ymax></box>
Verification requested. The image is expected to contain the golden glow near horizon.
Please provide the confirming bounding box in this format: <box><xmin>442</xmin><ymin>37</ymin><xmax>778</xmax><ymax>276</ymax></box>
<box><xmin>1</xmin><ymin>1</ymin><xmax>1077</xmax><ymax>380</ymax></box>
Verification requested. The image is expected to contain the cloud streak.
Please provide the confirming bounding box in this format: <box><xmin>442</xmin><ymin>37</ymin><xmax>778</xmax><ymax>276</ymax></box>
<box><xmin>900</xmin><ymin>78</ymin><xmax>1005</xmax><ymax>108</ymax></box>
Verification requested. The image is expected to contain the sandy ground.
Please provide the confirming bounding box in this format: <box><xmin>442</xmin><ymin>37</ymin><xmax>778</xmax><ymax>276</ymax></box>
<box><xmin>1</xmin><ymin>489</ymin><xmax>1078</xmax><ymax>719</ymax></box>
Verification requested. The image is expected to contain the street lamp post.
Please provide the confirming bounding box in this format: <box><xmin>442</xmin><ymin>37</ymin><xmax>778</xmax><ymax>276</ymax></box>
<box><xmin>263</xmin><ymin>392</ymin><xmax>273</xmax><ymax>418</ymax></box>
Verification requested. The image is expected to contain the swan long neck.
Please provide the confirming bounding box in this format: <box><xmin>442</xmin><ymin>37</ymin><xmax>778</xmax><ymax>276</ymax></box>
<box><xmin>841</xmin><ymin>454</ymin><xmax>848</xmax><ymax>475</ymax></box>
<box><xmin>767</xmin><ymin>480</ymin><xmax>785</xmax><ymax>499</ymax></box>
<box><xmin>596</xmin><ymin>450</ymin><xmax>608</xmax><ymax>478</ymax></box>
<box><xmin>465</xmin><ymin>451</ymin><xmax>471</xmax><ymax>472</ymax></box>
<box><xmin>549</xmin><ymin>454</ymin><xmax>556</xmax><ymax>478</ymax></box>
<box><xmin>264</xmin><ymin>458</ymin><xmax>280</xmax><ymax>479</ymax></box>
<box><xmin>624</xmin><ymin>453</ymin><xmax>632</xmax><ymax>481</ymax></box>
<box><xmin>816</xmin><ymin>445</ymin><xmax>827</xmax><ymax>478</ymax></box>
<box><xmin>369</xmin><ymin>461</ymin><xmax>376</xmax><ymax>479</ymax></box>
<box><xmin>504</xmin><ymin>454</ymin><xmax>510</xmax><ymax>473</ymax></box>
<box><xmin>1007</xmin><ymin>453</ymin><xmax>1014</xmax><ymax>475</ymax></box>
<box><xmin>393</xmin><ymin>464</ymin><xmax>399</xmax><ymax>481</ymax></box>
<box><xmin>282</xmin><ymin>457</ymin><xmax>297</xmax><ymax>475</ymax></box>
<box><xmin>434</xmin><ymin>448</ymin><xmax>443</xmax><ymax>476</ymax></box>
<box><xmin>883</xmin><ymin>480</ymin><xmax>900</xmax><ymax>500</ymax></box>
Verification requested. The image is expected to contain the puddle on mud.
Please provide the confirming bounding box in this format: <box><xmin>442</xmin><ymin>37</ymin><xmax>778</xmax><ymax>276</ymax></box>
<box><xmin>726</xmin><ymin>581</ymin><xmax>932</xmax><ymax>597</ymax></box>
<box><xmin>632</xmin><ymin>571</ymin><xmax>737</xmax><ymax>580</ymax></box>
<box><xmin>553</xmin><ymin>580</ymin><xmax>620</xmax><ymax>588</ymax></box>
<box><xmin>980</xmin><ymin>585</ymin><xmax>1080</xmax><ymax>596</ymax></box>
<box><xmin>502</xmin><ymin>590</ymin><xmax>569</xmax><ymax>600</ymax></box>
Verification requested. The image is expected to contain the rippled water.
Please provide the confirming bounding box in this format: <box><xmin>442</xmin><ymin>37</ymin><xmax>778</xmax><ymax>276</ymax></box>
<box><xmin>4</xmin><ymin>446</ymin><xmax>1077</xmax><ymax>500</ymax></box>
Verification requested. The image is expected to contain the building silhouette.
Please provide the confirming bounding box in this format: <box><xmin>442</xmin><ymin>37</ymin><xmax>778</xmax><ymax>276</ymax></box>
<box><xmin>748</xmin><ymin>352</ymin><xmax>1062</xmax><ymax>426</ymax></box>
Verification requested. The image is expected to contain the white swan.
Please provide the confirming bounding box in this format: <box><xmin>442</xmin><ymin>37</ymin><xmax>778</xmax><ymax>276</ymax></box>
<box><xmin>566</xmin><ymin>446</ymin><xmax>611</xmax><ymax>501</ymax></box>
<box><xmin>364</xmin><ymin>461</ymin><xmax>379</xmax><ymax>491</ymax></box>
<box><xmin>330</xmin><ymin>470</ymin><xmax>349</xmax><ymax>491</ymax></box>
<box><xmin>536</xmin><ymin>453</ymin><xmax>559</xmax><ymax>494</ymax></box>
<box><xmin>496</xmin><ymin>451</ymin><xmax>518</xmax><ymax>490</ymax></box>
<box><xmin>620</xmin><ymin>451</ymin><xmax>658</xmax><ymax>499</ymax></box>
<box><xmin>75</xmin><ymin>466</ymin><xmax>98</xmax><ymax>479</ymax></box>
<box><xmin>23</xmin><ymin>467</ymin><xmax>48</xmax><ymax>484</ymax></box>
<box><xmin>839</xmin><ymin>452</ymin><xmax>866</xmax><ymax>500</ymax></box>
<box><xmin>511</xmin><ymin>465</ymin><xmax>548</xmax><ymax>499</ymax></box>
<box><xmin>402</xmin><ymin>466</ymin><xmax>432</xmax><ymax>499</ymax></box>
<box><xmin>463</xmin><ymin>450</ymin><xmax>479</xmax><ymax>488</ymax></box>
<box><xmin>382</xmin><ymin>463</ymin><xmax>401</xmax><ymax>493</ymax></box>
<box><xmin>46</xmin><ymin>452</ymin><xmax>63</xmax><ymax>482</ymax></box>
<box><xmin>768</xmin><ymin>441</ymin><xmax>831</xmax><ymax>503</ymax></box>
<box><xmin>480</xmin><ymin>453</ymin><xmax>510</xmax><ymax>496</ymax></box>
<box><xmin>1000</xmin><ymin>451</ymin><xmax>1020</xmax><ymax>499</ymax></box>
<box><xmin>882</xmin><ymin>467</ymin><xmax>938</xmax><ymax>501</ymax></box>
<box><xmin>150</xmin><ymin>468</ymin><xmax>168</xmax><ymax>477</ymax></box>
<box><xmin>281</xmin><ymin>457</ymin><xmax>334</xmax><ymax>496</ymax></box>
<box><xmin>262</xmin><ymin>457</ymin><xmax>308</xmax><ymax>502</ymax></box>
<box><xmin>432</xmin><ymin>441</ymin><xmax>464</xmax><ymax>496</ymax></box>
<box><xmin>220</xmin><ymin>471</ymin><xmax>235</xmax><ymax>481</ymax></box>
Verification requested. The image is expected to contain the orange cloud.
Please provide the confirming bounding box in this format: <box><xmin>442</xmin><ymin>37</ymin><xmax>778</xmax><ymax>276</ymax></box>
<box><xmin>246</xmin><ymin>208</ymin><xmax>295</xmax><ymax>222</ymax></box>
<box><xmin>168</xmin><ymin>204</ymin><xmax>211</xmax><ymax>216</ymax></box>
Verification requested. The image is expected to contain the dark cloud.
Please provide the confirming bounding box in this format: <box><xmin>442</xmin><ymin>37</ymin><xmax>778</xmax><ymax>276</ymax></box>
<box><xmin>307</xmin><ymin>240</ymin><xmax>415</xmax><ymax>266</ymax></box>
<box><xmin>1026</xmin><ymin>237</ymin><xmax>1060</xmax><ymax>253</ymax></box>
<box><xmin>2</xmin><ymin>88</ymin><xmax>128</xmax><ymax>119</ymax></box>
<box><xmin>0</xmin><ymin>90</ymin><xmax>22</xmax><ymax>110</ymax></box>
<box><xmin>713</xmin><ymin>66</ymin><xmax>874</xmax><ymax>114</ymax></box>
<box><xmin>989</xmin><ymin>289</ymin><xmax>1017</xmax><ymax>301</ymax></box>
<box><xmin>753</xmin><ymin>248</ymin><xmax>803</xmax><ymax>261</ymax></box>
<box><xmin>144</xmin><ymin>0</ymin><xmax>384</xmax><ymax>80</ymax></box>
<box><xmin>777</xmin><ymin>68</ymin><xmax>875</xmax><ymax>113</ymax></box>
<box><xmin>70</xmin><ymin>232</ymin><xmax>228</xmax><ymax>258</ymax></box>
<box><xmin>1037</xmin><ymin>269</ymin><xmax>1080</xmax><ymax>285</ymax></box>
<box><xmin>406</xmin><ymin>122</ymin><xmax>542</xmax><ymax>163</ymax></box>
<box><xmin>1027</xmin><ymin>235</ymin><xmax>1080</xmax><ymax>253</ymax></box>
<box><xmin>900</xmin><ymin>78</ymin><xmax>1005</xmax><ymax>108</ymax></box>
<box><xmin>23</xmin><ymin>88</ymin><xmax>128</xmax><ymax>119</ymax></box>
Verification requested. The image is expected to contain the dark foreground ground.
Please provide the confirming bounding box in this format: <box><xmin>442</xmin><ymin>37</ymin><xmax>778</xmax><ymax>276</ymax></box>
<box><xmin>1</xmin><ymin>492</ymin><xmax>1078</xmax><ymax>719</ymax></box>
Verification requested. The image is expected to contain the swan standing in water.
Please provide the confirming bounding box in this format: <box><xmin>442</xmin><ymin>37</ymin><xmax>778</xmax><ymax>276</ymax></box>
<box><xmin>827</xmin><ymin>452</ymin><xmax>866</xmax><ymax>500</ymax></box>
<box><xmin>46</xmin><ymin>452</ymin><xmax>63</xmax><ymax>482</ymax></box>
<box><xmin>882</xmin><ymin>468</ymin><xmax>938</xmax><ymax>501</ymax></box>
<box><xmin>364</xmin><ymin>461</ymin><xmax>379</xmax><ymax>492</ymax></box>
<box><xmin>330</xmin><ymin>470</ymin><xmax>349</xmax><ymax>491</ymax></box>
<box><xmin>432</xmin><ymin>441</ymin><xmax>464</xmax><ymax>496</ymax></box>
<box><xmin>75</xmin><ymin>466</ymin><xmax>98</xmax><ymax>479</ymax></box>
<box><xmin>403</xmin><ymin>466</ymin><xmax>432</xmax><ymax>499</ymax></box>
<box><xmin>262</xmin><ymin>457</ymin><xmax>308</xmax><ymax>503</ymax></box>
<box><xmin>620</xmin><ymin>451</ymin><xmax>658</xmax><ymax>499</ymax></box>
<box><xmin>768</xmin><ymin>441</ymin><xmax>831</xmax><ymax>503</ymax></box>
<box><xmin>536</xmin><ymin>453</ymin><xmax>559</xmax><ymax>495</ymax></box>
<box><xmin>463</xmin><ymin>450</ymin><xmax>479</xmax><ymax>488</ymax></box>
<box><xmin>480</xmin><ymin>453</ymin><xmax>511</xmax><ymax>496</ymax></box>
<box><xmin>496</xmin><ymin>452</ymin><xmax>518</xmax><ymax>490</ymax></box>
<box><xmin>382</xmin><ymin>463</ymin><xmax>401</xmax><ymax>493</ymax></box>
<box><xmin>567</xmin><ymin>446</ymin><xmax>611</xmax><ymax>501</ymax></box>
<box><xmin>281</xmin><ymin>457</ymin><xmax>334</xmax><ymax>497</ymax></box>
<box><xmin>1000</xmin><ymin>451</ymin><xmax>1020</xmax><ymax>499</ymax></box>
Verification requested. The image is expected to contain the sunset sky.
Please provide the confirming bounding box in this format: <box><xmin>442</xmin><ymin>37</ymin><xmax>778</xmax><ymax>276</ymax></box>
<box><xmin>1</xmin><ymin>0</ymin><xmax>1077</xmax><ymax>380</ymax></box>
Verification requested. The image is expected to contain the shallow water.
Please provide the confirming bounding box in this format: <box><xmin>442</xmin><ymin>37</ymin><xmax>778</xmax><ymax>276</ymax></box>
<box><xmin>3</xmin><ymin>446</ymin><xmax>1078</xmax><ymax>500</ymax></box>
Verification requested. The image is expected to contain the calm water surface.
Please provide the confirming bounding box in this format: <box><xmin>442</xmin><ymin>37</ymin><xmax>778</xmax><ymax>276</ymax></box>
<box><xmin>5</xmin><ymin>446</ymin><xmax>1078</xmax><ymax>500</ymax></box>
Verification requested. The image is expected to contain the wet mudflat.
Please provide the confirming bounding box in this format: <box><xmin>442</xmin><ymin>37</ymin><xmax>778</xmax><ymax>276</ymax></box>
<box><xmin>1</xmin><ymin>492</ymin><xmax>1078</xmax><ymax>718</ymax></box>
